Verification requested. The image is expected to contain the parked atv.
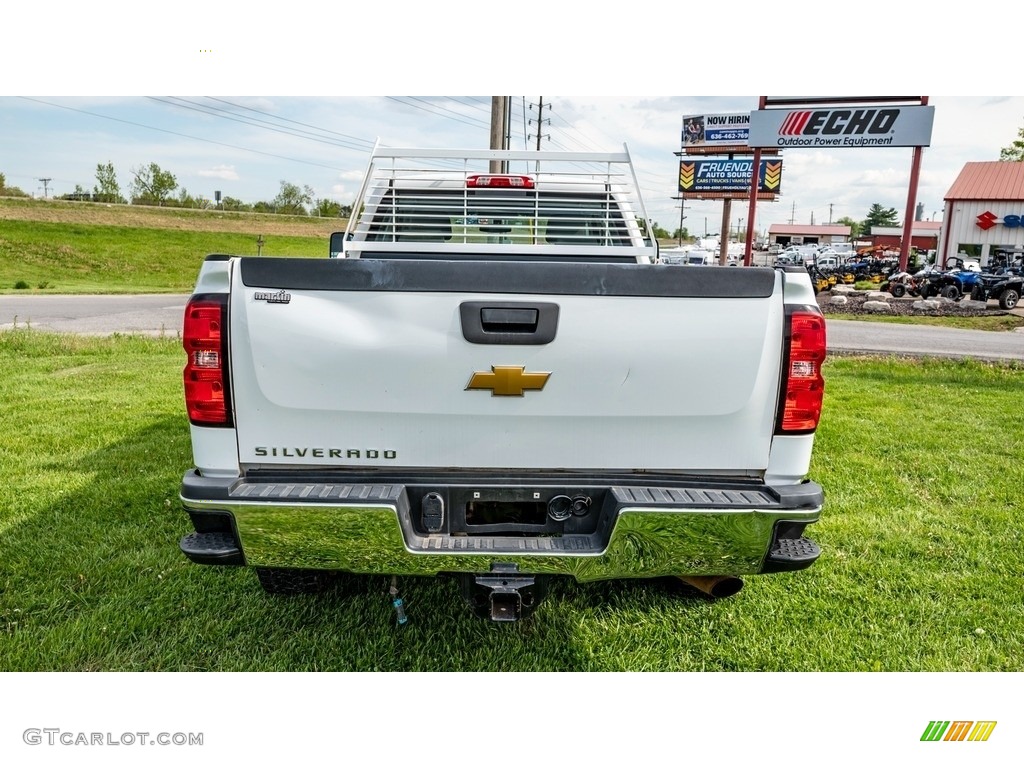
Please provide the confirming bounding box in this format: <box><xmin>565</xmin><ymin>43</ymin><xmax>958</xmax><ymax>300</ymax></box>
<box><xmin>928</xmin><ymin>269</ymin><xmax>986</xmax><ymax>301</ymax></box>
<box><xmin>970</xmin><ymin>272</ymin><xmax>1011</xmax><ymax>303</ymax></box>
<box><xmin>887</xmin><ymin>271</ymin><xmax>927</xmax><ymax>298</ymax></box>
<box><xmin>915</xmin><ymin>271</ymin><xmax>949</xmax><ymax>299</ymax></box>
<box><xmin>981</xmin><ymin>274</ymin><xmax>1023</xmax><ymax>310</ymax></box>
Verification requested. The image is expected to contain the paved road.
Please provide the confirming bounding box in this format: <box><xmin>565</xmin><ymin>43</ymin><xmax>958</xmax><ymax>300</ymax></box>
<box><xmin>827</xmin><ymin>318</ymin><xmax>1024</xmax><ymax>362</ymax></box>
<box><xmin>1</xmin><ymin>294</ymin><xmax>188</xmax><ymax>337</ymax></box>
<box><xmin>3</xmin><ymin>293</ymin><xmax>1024</xmax><ymax>361</ymax></box>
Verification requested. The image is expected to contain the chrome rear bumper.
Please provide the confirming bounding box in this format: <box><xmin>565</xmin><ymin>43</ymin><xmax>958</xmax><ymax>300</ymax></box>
<box><xmin>180</xmin><ymin>471</ymin><xmax>823</xmax><ymax>581</ymax></box>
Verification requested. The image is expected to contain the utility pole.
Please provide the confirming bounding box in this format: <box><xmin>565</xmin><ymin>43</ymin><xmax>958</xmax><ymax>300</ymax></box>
<box><xmin>828</xmin><ymin>203</ymin><xmax>834</xmax><ymax>224</ymax></box>
<box><xmin>671</xmin><ymin>195</ymin><xmax>686</xmax><ymax>246</ymax></box>
<box><xmin>489</xmin><ymin>97</ymin><xmax>509</xmax><ymax>173</ymax></box>
<box><xmin>789</xmin><ymin>201</ymin><xmax>795</xmax><ymax>225</ymax></box>
<box><xmin>719</xmin><ymin>199</ymin><xmax>731</xmax><ymax>264</ymax></box>
<box><xmin>38</xmin><ymin>178</ymin><xmax>51</xmax><ymax>198</ymax></box>
<box><xmin>528</xmin><ymin>98</ymin><xmax>550</xmax><ymax>151</ymax></box>
<box><xmin>504</xmin><ymin>97</ymin><xmax>512</xmax><ymax>156</ymax></box>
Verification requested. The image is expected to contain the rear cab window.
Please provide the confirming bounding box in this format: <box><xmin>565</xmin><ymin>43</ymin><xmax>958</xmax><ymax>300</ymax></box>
<box><xmin>365</xmin><ymin>189</ymin><xmax>632</xmax><ymax>247</ymax></box>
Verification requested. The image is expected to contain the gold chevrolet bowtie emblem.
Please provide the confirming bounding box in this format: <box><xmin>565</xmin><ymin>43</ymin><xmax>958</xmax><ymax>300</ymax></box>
<box><xmin>466</xmin><ymin>366</ymin><xmax>551</xmax><ymax>396</ymax></box>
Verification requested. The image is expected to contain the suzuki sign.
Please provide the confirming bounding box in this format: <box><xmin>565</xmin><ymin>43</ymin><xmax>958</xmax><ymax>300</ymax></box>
<box><xmin>977</xmin><ymin>210</ymin><xmax>1024</xmax><ymax>230</ymax></box>
<box><xmin>748</xmin><ymin>105</ymin><xmax>935</xmax><ymax>148</ymax></box>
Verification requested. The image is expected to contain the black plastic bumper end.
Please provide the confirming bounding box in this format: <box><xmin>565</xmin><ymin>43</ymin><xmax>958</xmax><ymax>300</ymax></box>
<box><xmin>762</xmin><ymin>536</ymin><xmax>821</xmax><ymax>573</ymax></box>
<box><xmin>180</xmin><ymin>531</ymin><xmax>245</xmax><ymax>566</ymax></box>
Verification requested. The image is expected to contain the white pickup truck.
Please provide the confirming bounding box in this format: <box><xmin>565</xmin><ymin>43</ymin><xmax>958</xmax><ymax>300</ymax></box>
<box><xmin>178</xmin><ymin>145</ymin><xmax>827</xmax><ymax>621</ymax></box>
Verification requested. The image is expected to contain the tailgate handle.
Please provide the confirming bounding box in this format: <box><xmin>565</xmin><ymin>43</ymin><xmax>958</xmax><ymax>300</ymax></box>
<box><xmin>460</xmin><ymin>301</ymin><xmax>559</xmax><ymax>345</ymax></box>
<box><xmin>481</xmin><ymin>307</ymin><xmax>537</xmax><ymax>332</ymax></box>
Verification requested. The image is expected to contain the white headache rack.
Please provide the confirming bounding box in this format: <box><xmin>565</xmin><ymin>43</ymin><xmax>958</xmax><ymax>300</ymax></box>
<box><xmin>341</xmin><ymin>144</ymin><xmax>658</xmax><ymax>262</ymax></box>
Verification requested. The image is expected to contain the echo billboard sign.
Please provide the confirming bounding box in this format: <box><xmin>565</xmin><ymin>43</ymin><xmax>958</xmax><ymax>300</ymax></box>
<box><xmin>748</xmin><ymin>106</ymin><xmax>935</xmax><ymax>148</ymax></box>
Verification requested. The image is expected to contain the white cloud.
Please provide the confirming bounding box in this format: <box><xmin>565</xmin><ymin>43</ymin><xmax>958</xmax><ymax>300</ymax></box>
<box><xmin>198</xmin><ymin>165</ymin><xmax>239</xmax><ymax>181</ymax></box>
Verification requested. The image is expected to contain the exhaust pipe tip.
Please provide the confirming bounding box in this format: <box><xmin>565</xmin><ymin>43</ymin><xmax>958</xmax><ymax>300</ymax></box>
<box><xmin>676</xmin><ymin>575</ymin><xmax>744</xmax><ymax>599</ymax></box>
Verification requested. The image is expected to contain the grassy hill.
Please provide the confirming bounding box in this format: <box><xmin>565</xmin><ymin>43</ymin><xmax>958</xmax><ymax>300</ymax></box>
<box><xmin>0</xmin><ymin>196</ymin><xmax>345</xmax><ymax>294</ymax></box>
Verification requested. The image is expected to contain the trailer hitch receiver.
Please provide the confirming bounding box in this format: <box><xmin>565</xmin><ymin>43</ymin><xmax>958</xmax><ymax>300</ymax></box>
<box><xmin>459</xmin><ymin>563</ymin><xmax>547</xmax><ymax>622</ymax></box>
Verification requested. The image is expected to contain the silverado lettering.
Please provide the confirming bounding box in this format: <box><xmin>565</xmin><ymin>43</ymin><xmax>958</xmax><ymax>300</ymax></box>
<box><xmin>254</xmin><ymin>447</ymin><xmax>398</xmax><ymax>459</ymax></box>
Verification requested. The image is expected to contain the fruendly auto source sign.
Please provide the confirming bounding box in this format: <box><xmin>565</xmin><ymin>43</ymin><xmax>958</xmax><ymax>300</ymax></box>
<box><xmin>678</xmin><ymin>159</ymin><xmax>782</xmax><ymax>195</ymax></box>
<box><xmin>748</xmin><ymin>106</ymin><xmax>935</xmax><ymax>148</ymax></box>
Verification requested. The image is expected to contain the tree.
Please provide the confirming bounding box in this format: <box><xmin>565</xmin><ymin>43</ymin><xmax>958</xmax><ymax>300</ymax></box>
<box><xmin>273</xmin><ymin>181</ymin><xmax>314</xmax><ymax>215</ymax></box>
<box><xmin>311</xmin><ymin>199</ymin><xmax>353</xmax><ymax>218</ymax></box>
<box><xmin>59</xmin><ymin>185</ymin><xmax>91</xmax><ymax>202</ymax></box>
<box><xmin>93</xmin><ymin>161</ymin><xmax>124</xmax><ymax>203</ymax></box>
<box><xmin>860</xmin><ymin>203</ymin><xmax>900</xmax><ymax>235</ymax></box>
<box><xmin>220</xmin><ymin>196</ymin><xmax>251</xmax><ymax>212</ymax></box>
<box><xmin>641</xmin><ymin>219</ymin><xmax>670</xmax><ymax>240</ymax></box>
<box><xmin>834</xmin><ymin>216</ymin><xmax>861</xmax><ymax>239</ymax></box>
<box><xmin>130</xmin><ymin>162</ymin><xmax>177</xmax><ymax>205</ymax></box>
<box><xmin>168</xmin><ymin>187</ymin><xmax>211</xmax><ymax>209</ymax></box>
<box><xmin>313</xmin><ymin>198</ymin><xmax>344</xmax><ymax>218</ymax></box>
<box><xmin>0</xmin><ymin>171</ymin><xmax>28</xmax><ymax>197</ymax></box>
<box><xmin>999</xmin><ymin>122</ymin><xmax>1024</xmax><ymax>161</ymax></box>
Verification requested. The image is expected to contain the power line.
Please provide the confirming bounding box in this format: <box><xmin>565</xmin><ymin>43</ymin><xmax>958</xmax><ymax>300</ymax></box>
<box><xmin>148</xmin><ymin>97</ymin><xmax>373</xmax><ymax>153</ymax></box>
<box><xmin>385</xmin><ymin>96</ymin><xmax>491</xmax><ymax>131</ymax></box>
<box><xmin>545</xmin><ymin>99</ymin><xmax>672</xmax><ymax>213</ymax></box>
<box><xmin>447</xmin><ymin>96</ymin><xmax>492</xmax><ymax>117</ymax></box>
<box><xmin>204</xmin><ymin>97</ymin><xmax>374</xmax><ymax>149</ymax></box>
<box><xmin>18</xmin><ymin>97</ymin><xmax>354</xmax><ymax>173</ymax></box>
<box><xmin>406</xmin><ymin>96</ymin><xmax>491</xmax><ymax>128</ymax></box>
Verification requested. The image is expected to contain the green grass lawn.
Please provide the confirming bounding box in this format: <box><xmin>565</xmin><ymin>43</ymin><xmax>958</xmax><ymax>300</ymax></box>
<box><xmin>1</xmin><ymin>332</ymin><xmax>1021</xmax><ymax>671</ymax></box>
<box><xmin>0</xmin><ymin>219</ymin><xmax>327</xmax><ymax>294</ymax></box>
<box><xmin>827</xmin><ymin>312</ymin><xmax>1024</xmax><ymax>331</ymax></box>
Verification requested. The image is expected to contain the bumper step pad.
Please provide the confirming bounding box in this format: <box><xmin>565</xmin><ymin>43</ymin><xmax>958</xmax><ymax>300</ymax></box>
<box><xmin>180</xmin><ymin>531</ymin><xmax>244</xmax><ymax>566</ymax></box>
<box><xmin>763</xmin><ymin>536</ymin><xmax>821</xmax><ymax>573</ymax></box>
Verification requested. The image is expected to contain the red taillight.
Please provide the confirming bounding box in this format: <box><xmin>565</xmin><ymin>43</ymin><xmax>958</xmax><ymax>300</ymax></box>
<box><xmin>183</xmin><ymin>295</ymin><xmax>232</xmax><ymax>427</ymax></box>
<box><xmin>777</xmin><ymin>308</ymin><xmax>826</xmax><ymax>433</ymax></box>
<box><xmin>466</xmin><ymin>174</ymin><xmax>534</xmax><ymax>189</ymax></box>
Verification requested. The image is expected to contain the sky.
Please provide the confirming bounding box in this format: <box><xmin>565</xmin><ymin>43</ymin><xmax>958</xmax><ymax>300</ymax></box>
<box><xmin>4</xmin><ymin>94</ymin><xmax>1022</xmax><ymax>240</ymax></box>
<box><xmin>6</xmin><ymin>4</ymin><xmax>1024</xmax><ymax>244</ymax></box>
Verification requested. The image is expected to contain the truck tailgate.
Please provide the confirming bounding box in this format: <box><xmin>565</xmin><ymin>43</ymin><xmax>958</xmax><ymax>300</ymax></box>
<box><xmin>229</xmin><ymin>258</ymin><xmax>783</xmax><ymax>473</ymax></box>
